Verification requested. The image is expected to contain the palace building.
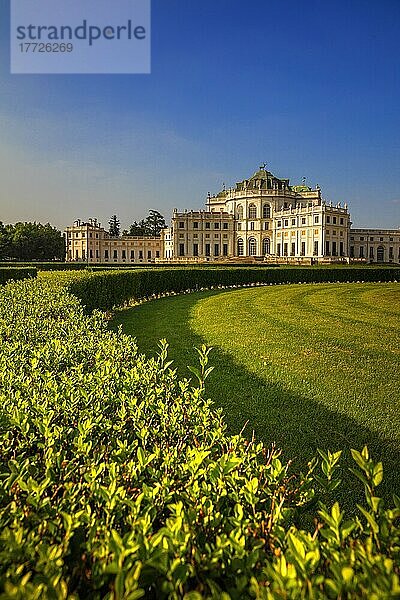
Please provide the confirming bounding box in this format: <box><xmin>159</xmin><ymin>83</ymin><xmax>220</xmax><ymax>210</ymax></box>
<box><xmin>65</xmin><ymin>165</ymin><xmax>400</xmax><ymax>265</ymax></box>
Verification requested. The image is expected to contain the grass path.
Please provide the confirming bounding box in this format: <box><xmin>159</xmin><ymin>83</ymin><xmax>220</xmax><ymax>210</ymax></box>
<box><xmin>110</xmin><ymin>282</ymin><xmax>400</xmax><ymax>501</ymax></box>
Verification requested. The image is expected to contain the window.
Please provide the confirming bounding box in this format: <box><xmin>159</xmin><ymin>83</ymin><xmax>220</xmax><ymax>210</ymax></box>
<box><xmin>313</xmin><ymin>241</ymin><xmax>319</xmax><ymax>256</ymax></box>
<box><xmin>104</xmin><ymin>249</ymin><xmax>109</xmax><ymax>259</ymax></box>
<box><xmin>205</xmin><ymin>222</ymin><xmax>211</xmax><ymax>229</ymax></box>
<box><xmin>301</xmin><ymin>217</ymin><xmax>306</xmax><ymax>225</ymax></box>
<box><xmin>263</xmin><ymin>222</ymin><xmax>269</xmax><ymax>230</ymax></box>
<box><xmin>205</xmin><ymin>243</ymin><xmax>211</xmax><ymax>257</ymax></box>
<box><xmin>223</xmin><ymin>243</ymin><xmax>228</xmax><ymax>256</ymax></box>
<box><xmin>156</xmin><ymin>251</ymin><xmax>160</xmax><ymax>258</ymax></box>
<box><xmin>139</xmin><ymin>250</ymin><xmax>143</xmax><ymax>259</ymax></box>
<box><xmin>214</xmin><ymin>244</ymin><xmax>219</xmax><ymax>256</ymax></box>
<box><xmin>214</xmin><ymin>223</ymin><xmax>220</xmax><ymax>229</ymax></box>
<box><xmin>291</xmin><ymin>218</ymin><xmax>296</xmax><ymax>226</ymax></box>
<box><xmin>262</xmin><ymin>204</ymin><xmax>271</xmax><ymax>219</ymax></box>
<box><xmin>325</xmin><ymin>241</ymin><xmax>330</xmax><ymax>256</ymax></box>
<box><xmin>179</xmin><ymin>244</ymin><xmax>185</xmax><ymax>256</ymax></box>
<box><xmin>237</xmin><ymin>204</ymin><xmax>243</xmax><ymax>219</ymax></box>
<box><xmin>223</xmin><ymin>222</ymin><xmax>228</xmax><ymax>229</ymax></box>
<box><xmin>380</xmin><ymin>237</ymin><xmax>384</xmax><ymax>242</ymax></box>
<box><xmin>205</xmin><ymin>233</ymin><xmax>210</xmax><ymax>238</ymax></box>
<box><xmin>390</xmin><ymin>237</ymin><xmax>394</xmax><ymax>242</ymax></box>
<box><xmin>291</xmin><ymin>242</ymin><xmax>295</xmax><ymax>256</ymax></box>
<box><xmin>370</xmin><ymin>237</ymin><xmax>374</xmax><ymax>241</ymax></box>
<box><xmin>340</xmin><ymin>218</ymin><xmax>344</xmax><ymax>225</ymax></box>
<box><xmin>277</xmin><ymin>221</ymin><xmax>282</xmax><ymax>228</ymax></box>
<box><xmin>96</xmin><ymin>249</ymin><xmax>99</xmax><ymax>259</ymax></box>
<box><xmin>350</xmin><ymin>246</ymin><xmax>354</xmax><ymax>257</ymax></box>
<box><xmin>284</xmin><ymin>219</ymin><xmax>289</xmax><ymax>227</ymax></box>
<box><xmin>214</xmin><ymin>233</ymin><xmax>219</xmax><ymax>239</ymax></box>
<box><xmin>377</xmin><ymin>246</ymin><xmax>384</xmax><ymax>262</ymax></box>
<box><xmin>179</xmin><ymin>221</ymin><xmax>185</xmax><ymax>228</ymax></box>
<box><xmin>262</xmin><ymin>238</ymin><xmax>270</xmax><ymax>255</ymax></box>
<box><xmin>333</xmin><ymin>217</ymin><xmax>337</xmax><ymax>224</ymax></box>
<box><xmin>237</xmin><ymin>223</ymin><xmax>242</xmax><ymax>231</ymax></box>
<box><xmin>130</xmin><ymin>250</ymin><xmax>134</xmax><ymax>259</ymax></box>
<box><xmin>332</xmin><ymin>241</ymin><xmax>337</xmax><ymax>256</ymax></box>
<box><xmin>359</xmin><ymin>246</ymin><xmax>364</xmax><ymax>258</ymax></box>
<box><xmin>248</xmin><ymin>203</ymin><xmax>257</xmax><ymax>219</ymax></box>
<box><xmin>389</xmin><ymin>247</ymin><xmax>394</xmax><ymax>259</ymax></box>
<box><xmin>193</xmin><ymin>243</ymin><xmax>199</xmax><ymax>257</ymax></box>
<box><xmin>223</xmin><ymin>233</ymin><xmax>228</xmax><ymax>239</ymax></box>
<box><xmin>96</xmin><ymin>233</ymin><xmax>99</xmax><ymax>239</ymax></box>
<box><xmin>277</xmin><ymin>243</ymin><xmax>281</xmax><ymax>256</ymax></box>
<box><xmin>237</xmin><ymin>238</ymin><xmax>244</xmax><ymax>256</ymax></box>
<box><xmin>360</xmin><ymin>237</ymin><xmax>364</xmax><ymax>241</ymax></box>
<box><xmin>369</xmin><ymin>247</ymin><xmax>374</xmax><ymax>259</ymax></box>
<box><xmin>113</xmin><ymin>250</ymin><xmax>118</xmax><ymax>259</ymax></box>
<box><xmin>121</xmin><ymin>249</ymin><xmax>126</xmax><ymax>259</ymax></box>
<box><xmin>89</xmin><ymin>249</ymin><xmax>93</xmax><ymax>258</ymax></box>
<box><xmin>314</xmin><ymin>215</ymin><xmax>319</xmax><ymax>224</ymax></box>
<box><xmin>301</xmin><ymin>242</ymin><xmax>306</xmax><ymax>256</ymax></box>
<box><xmin>339</xmin><ymin>242</ymin><xmax>344</xmax><ymax>257</ymax></box>
<box><xmin>89</xmin><ymin>233</ymin><xmax>92</xmax><ymax>238</ymax></box>
<box><xmin>250</xmin><ymin>222</ymin><xmax>255</xmax><ymax>231</ymax></box>
<box><xmin>248</xmin><ymin>237</ymin><xmax>257</xmax><ymax>256</ymax></box>
<box><xmin>326</xmin><ymin>216</ymin><xmax>330</xmax><ymax>224</ymax></box>
<box><xmin>193</xmin><ymin>222</ymin><xmax>198</xmax><ymax>229</ymax></box>
<box><xmin>147</xmin><ymin>250</ymin><xmax>151</xmax><ymax>259</ymax></box>
<box><xmin>283</xmin><ymin>243</ymin><xmax>288</xmax><ymax>256</ymax></box>
<box><xmin>179</xmin><ymin>234</ymin><xmax>184</xmax><ymax>239</ymax></box>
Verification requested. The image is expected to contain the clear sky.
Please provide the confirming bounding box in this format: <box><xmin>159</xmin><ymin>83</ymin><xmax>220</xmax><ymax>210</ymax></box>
<box><xmin>1</xmin><ymin>0</ymin><xmax>399</xmax><ymax>230</ymax></box>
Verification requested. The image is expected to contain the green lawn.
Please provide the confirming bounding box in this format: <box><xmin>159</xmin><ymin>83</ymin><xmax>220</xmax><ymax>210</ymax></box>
<box><xmin>110</xmin><ymin>282</ymin><xmax>400</xmax><ymax>502</ymax></box>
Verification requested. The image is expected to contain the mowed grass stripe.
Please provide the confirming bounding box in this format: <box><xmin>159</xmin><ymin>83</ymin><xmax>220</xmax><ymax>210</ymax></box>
<box><xmin>110</xmin><ymin>282</ymin><xmax>400</xmax><ymax>501</ymax></box>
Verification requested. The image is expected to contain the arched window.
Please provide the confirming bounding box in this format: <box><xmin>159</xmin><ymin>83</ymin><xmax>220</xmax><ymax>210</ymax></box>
<box><xmin>262</xmin><ymin>237</ymin><xmax>271</xmax><ymax>255</ymax></box>
<box><xmin>237</xmin><ymin>204</ymin><xmax>243</xmax><ymax>220</ymax></box>
<box><xmin>377</xmin><ymin>246</ymin><xmax>385</xmax><ymax>262</ymax></box>
<box><xmin>248</xmin><ymin>237</ymin><xmax>257</xmax><ymax>256</ymax></box>
<box><xmin>237</xmin><ymin>238</ymin><xmax>244</xmax><ymax>256</ymax></box>
<box><xmin>248</xmin><ymin>203</ymin><xmax>257</xmax><ymax>219</ymax></box>
<box><xmin>262</xmin><ymin>203</ymin><xmax>271</xmax><ymax>219</ymax></box>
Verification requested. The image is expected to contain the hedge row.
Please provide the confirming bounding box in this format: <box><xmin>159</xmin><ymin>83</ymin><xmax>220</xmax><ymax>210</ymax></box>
<box><xmin>68</xmin><ymin>266</ymin><xmax>400</xmax><ymax>312</ymax></box>
<box><xmin>0</xmin><ymin>267</ymin><xmax>37</xmax><ymax>285</ymax></box>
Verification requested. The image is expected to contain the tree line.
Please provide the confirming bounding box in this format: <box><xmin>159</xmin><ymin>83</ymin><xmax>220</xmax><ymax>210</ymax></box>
<box><xmin>0</xmin><ymin>210</ymin><xmax>167</xmax><ymax>261</ymax></box>
<box><xmin>109</xmin><ymin>210</ymin><xmax>166</xmax><ymax>237</ymax></box>
<box><xmin>0</xmin><ymin>222</ymin><xmax>65</xmax><ymax>261</ymax></box>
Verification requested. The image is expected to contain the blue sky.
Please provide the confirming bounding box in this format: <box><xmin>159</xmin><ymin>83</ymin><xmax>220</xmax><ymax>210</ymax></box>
<box><xmin>1</xmin><ymin>0</ymin><xmax>399</xmax><ymax>230</ymax></box>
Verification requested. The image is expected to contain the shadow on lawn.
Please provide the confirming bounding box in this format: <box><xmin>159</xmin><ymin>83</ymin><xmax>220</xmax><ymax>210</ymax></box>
<box><xmin>110</xmin><ymin>291</ymin><xmax>400</xmax><ymax>506</ymax></box>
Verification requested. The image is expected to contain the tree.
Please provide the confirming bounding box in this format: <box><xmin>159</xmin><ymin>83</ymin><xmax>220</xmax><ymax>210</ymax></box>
<box><xmin>129</xmin><ymin>220</ymin><xmax>147</xmax><ymax>236</ymax></box>
<box><xmin>128</xmin><ymin>211</ymin><xmax>166</xmax><ymax>237</ymax></box>
<box><xmin>1</xmin><ymin>222</ymin><xmax>65</xmax><ymax>261</ymax></box>
<box><xmin>108</xmin><ymin>215</ymin><xmax>120</xmax><ymax>237</ymax></box>
<box><xmin>0</xmin><ymin>222</ymin><xmax>11</xmax><ymax>259</ymax></box>
<box><xmin>143</xmin><ymin>210</ymin><xmax>166</xmax><ymax>237</ymax></box>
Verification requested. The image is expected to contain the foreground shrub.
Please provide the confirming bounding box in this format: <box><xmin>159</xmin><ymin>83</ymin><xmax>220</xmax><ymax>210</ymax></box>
<box><xmin>0</xmin><ymin>278</ymin><xmax>399</xmax><ymax>598</ymax></box>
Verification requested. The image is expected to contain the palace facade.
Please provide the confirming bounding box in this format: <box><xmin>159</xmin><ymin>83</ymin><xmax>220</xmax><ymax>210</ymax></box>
<box><xmin>65</xmin><ymin>166</ymin><xmax>400</xmax><ymax>265</ymax></box>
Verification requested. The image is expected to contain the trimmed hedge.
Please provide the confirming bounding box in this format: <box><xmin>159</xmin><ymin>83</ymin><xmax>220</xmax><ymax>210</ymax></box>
<box><xmin>0</xmin><ymin>276</ymin><xmax>399</xmax><ymax>598</ymax></box>
<box><xmin>0</xmin><ymin>267</ymin><xmax>37</xmax><ymax>285</ymax></box>
<box><xmin>68</xmin><ymin>266</ymin><xmax>400</xmax><ymax>312</ymax></box>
